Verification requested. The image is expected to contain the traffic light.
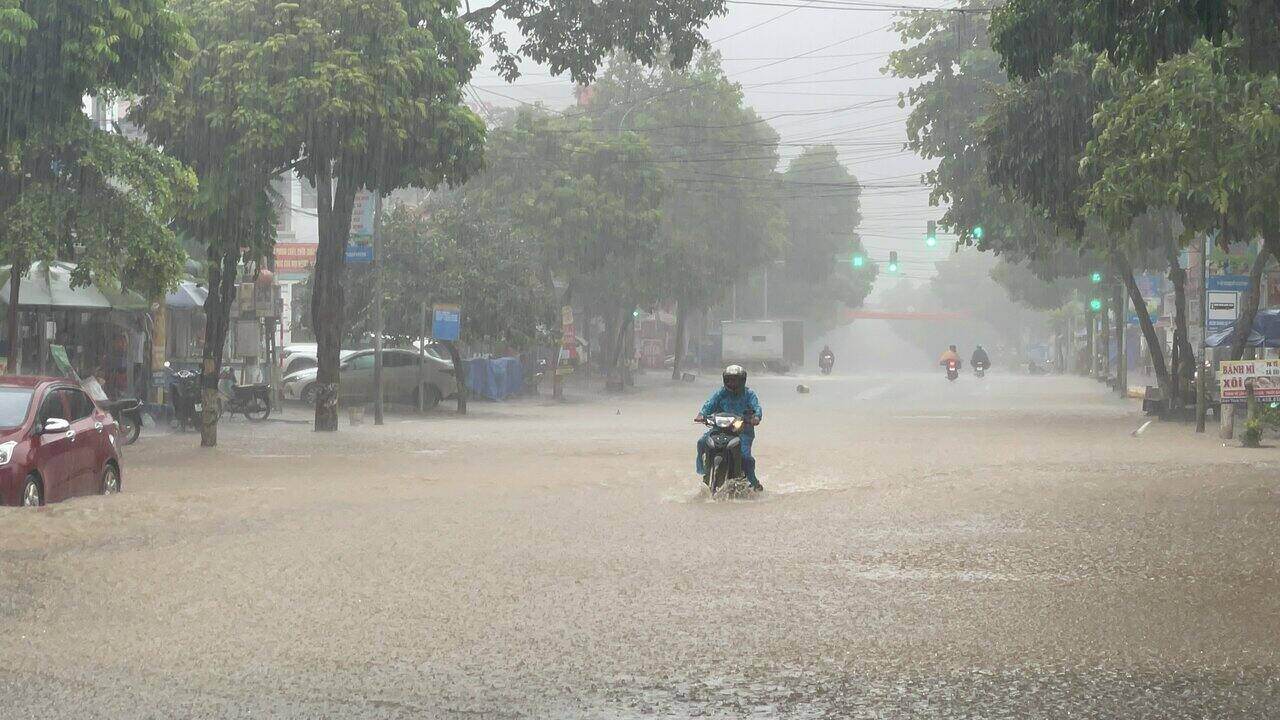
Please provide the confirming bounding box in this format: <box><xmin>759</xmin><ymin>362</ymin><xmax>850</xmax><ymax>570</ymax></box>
<box><xmin>1090</xmin><ymin>271</ymin><xmax>1103</xmax><ymax>284</ymax></box>
<box><xmin>852</xmin><ymin>254</ymin><xmax>865</xmax><ymax>268</ymax></box>
<box><xmin>632</xmin><ymin>308</ymin><xmax>641</xmax><ymax>318</ymax></box>
<box><xmin>1089</xmin><ymin>298</ymin><xmax>1103</xmax><ymax>312</ymax></box>
<box><xmin>925</xmin><ymin>221</ymin><xmax>938</xmax><ymax>248</ymax></box>
<box><xmin>972</xmin><ymin>225</ymin><xmax>984</xmax><ymax>240</ymax></box>
<box><xmin>887</xmin><ymin>251</ymin><xmax>899</xmax><ymax>273</ymax></box>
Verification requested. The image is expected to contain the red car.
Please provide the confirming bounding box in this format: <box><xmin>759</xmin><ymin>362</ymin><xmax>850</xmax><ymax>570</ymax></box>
<box><xmin>0</xmin><ymin>377</ymin><xmax>122</xmax><ymax>507</ymax></box>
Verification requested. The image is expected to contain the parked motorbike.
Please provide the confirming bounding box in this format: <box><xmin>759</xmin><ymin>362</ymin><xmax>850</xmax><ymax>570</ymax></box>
<box><xmin>218</xmin><ymin>368</ymin><xmax>272</xmax><ymax>422</ymax></box>
<box><xmin>945</xmin><ymin>359</ymin><xmax>960</xmax><ymax>382</ymax></box>
<box><xmin>168</xmin><ymin>368</ymin><xmax>203</xmax><ymax>432</ymax></box>
<box><xmin>697</xmin><ymin>412</ymin><xmax>755</xmax><ymax>497</ymax></box>
<box><xmin>107</xmin><ymin>398</ymin><xmax>143</xmax><ymax>445</ymax></box>
<box><xmin>819</xmin><ymin>353</ymin><xmax>834</xmax><ymax>375</ymax></box>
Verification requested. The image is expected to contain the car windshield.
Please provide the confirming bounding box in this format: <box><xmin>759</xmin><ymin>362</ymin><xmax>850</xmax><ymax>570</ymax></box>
<box><xmin>0</xmin><ymin>387</ymin><xmax>33</xmax><ymax>427</ymax></box>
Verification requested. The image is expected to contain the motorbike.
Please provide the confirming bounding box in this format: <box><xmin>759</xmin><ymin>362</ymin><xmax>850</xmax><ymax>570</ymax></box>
<box><xmin>107</xmin><ymin>398</ymin><xmax>143</xmax><ymax>445</ymax></box>
<box><xmin>218</xmin><ymin>368</ymin><xmax>272</xmax><ymax>422</ymax></box>
<box><xmin>945</xmin><ymin>359</ymin><xmax>960</xmax><ymax>382</ymax></box>
<box><xmin>697</xmin><ymin>412</ymin><xmax>756</xmax><ymax>498</ymax></box>
<box><xmin>168</xmin><ymin>368</ymin><xmax>203</xmax><ymax>432</ymax></box>
<box><xmin>819</xmin><ymin>353</ymin><xmax>834</xmax><ymax>375</ymax></box>
<box><xmin>973</xmin><ymin>361</ymin><xmax>989</xmax><ymax>379</ymax></box>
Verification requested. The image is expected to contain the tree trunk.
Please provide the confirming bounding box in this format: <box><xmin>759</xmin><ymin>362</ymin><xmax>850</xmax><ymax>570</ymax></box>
<box><xmin>6</xmin><ymin>258</ymin><xmax>20</xmax><ymax>375</ymax></box>
<box><xmin>671</xmin><ymin>299</ymin><xmax>687</xmax><ymax>381</ymax></box>
<box><xmin>1117</xmin><ymin>253</ymin><xmax>1171</xmax><ymax>402</ymax></box>
<box><xmin>199</xmin><ymin>248</ymin><xmax>239</xmax><ymax>447</ymax></box>
<box><xmin>1228</xmin><ymin>235</ymin><xmax>1277</xmax><ymax>361</ymax></box>
<box><xmin>445</xmin><ymin>340</ymin><xmax>466</xmax><ymax>415</ymax></box>
<box><xmin>1167</xmin><ymin>248</ymin><xmax>1195</xmax><ymax>410</ymax></box>
<box><xmin>1084</xmin><ymin>309</ymin><xmax>1094</xmax><ymax>377</ymax></box>
<box><xmin>552</xmin><ymin>284</ymin><xmax>572</xmax><ymax>400</ymax></box>
<box><xmin>312</xmin><ymin>166</ymin><xmax>359</xmax><ymax>431</ymax></box>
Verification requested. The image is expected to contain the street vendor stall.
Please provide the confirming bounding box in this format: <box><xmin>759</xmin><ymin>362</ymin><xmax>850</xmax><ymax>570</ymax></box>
<box><xmin>0</xmin><ymin>261</ymin><xmax>148</xmax><ymax>389</ymax></box>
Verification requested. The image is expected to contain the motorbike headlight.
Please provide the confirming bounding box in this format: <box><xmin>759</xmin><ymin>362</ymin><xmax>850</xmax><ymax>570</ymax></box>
<box><xmin>0</xmin><ymin>440</ymin><xmax>16</xmax><ymax>466</ymax></box>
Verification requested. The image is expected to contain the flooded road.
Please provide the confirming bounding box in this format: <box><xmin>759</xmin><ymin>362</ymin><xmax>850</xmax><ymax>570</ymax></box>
<box><xmin>3</xmin><ymin>372</ymin><xmax>1279</xmax><ymax>718</ymax></box>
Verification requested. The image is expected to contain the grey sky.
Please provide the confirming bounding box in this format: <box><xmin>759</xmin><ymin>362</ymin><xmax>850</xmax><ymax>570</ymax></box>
<box><xmin>467</xmin><ymin>1</ymin><xmax>956</xmax><ymax>283</ymax></box>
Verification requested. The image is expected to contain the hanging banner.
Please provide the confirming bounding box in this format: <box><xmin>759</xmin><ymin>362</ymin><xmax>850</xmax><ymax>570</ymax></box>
<box><xmin>432</xmin><ymin>303</ymin><xmax>461</xmax><ymax>342</ymax></box>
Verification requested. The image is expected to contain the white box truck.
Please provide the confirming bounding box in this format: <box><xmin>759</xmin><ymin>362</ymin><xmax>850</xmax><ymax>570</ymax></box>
<box><xmin>720</xmin><ymin>320</ymin><xmax>804</xmax><ymax>372</ymax></box>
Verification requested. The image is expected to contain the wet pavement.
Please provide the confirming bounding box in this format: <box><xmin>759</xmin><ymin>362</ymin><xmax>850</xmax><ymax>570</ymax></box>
<box><xmin>2</xmin><ymin>371</ymin><xmax>1279</xmax><ymax>718</ymax></box>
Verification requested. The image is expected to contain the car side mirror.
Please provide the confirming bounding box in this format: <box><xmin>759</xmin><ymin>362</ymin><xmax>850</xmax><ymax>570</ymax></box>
<box><xmin>38</xmin><ymin>418</ymin><xmax>70</xmax><ymax>435</ymax></box>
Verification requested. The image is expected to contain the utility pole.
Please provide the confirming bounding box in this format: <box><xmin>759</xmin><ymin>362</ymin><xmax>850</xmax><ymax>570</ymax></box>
<box><xmin>417</xmin><ymin>300</ymin><xmax>427</xmax><ymax>413</ymax></box>
<box><xmin>372</xmin><ymin>193</ymin><xmax>385</xmax><ymax>426</ymax></box>
<box><xmin>1194</xmin><ymin>234</ymin><xmax>1209</xmax><ymax>432</ymax></box>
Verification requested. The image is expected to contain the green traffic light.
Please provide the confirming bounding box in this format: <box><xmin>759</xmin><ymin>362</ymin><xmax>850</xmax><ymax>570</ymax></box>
<box><xmin>972</xmin><ymin>226</ymin><xmax>984</xmax><ymax>240</ymax></box>
<box><xmin>852</xmin><ymin>255</ymin><xmax>865</xmax><ymax>268</ymax></box>
<box><xmin>925</xmin><ymin>236</ymin><xmax>938</xmax><ymax>248</ymax></box>
<box><xmin>1090</xmin><ymin>271</ymin><xmax>1103</xmax><ymax>284</ymax></box>
<box><xmin>1089</xmin><ymin>298</ymin><xmax>1103</xmax><ymax>312</ymax></box>
<box><xmin>887</xmin><ymin>263</ymin><xmax>899</xmax><ymax>273</ymax></box>
<box><xmin>632</xmin><ymin>309</ymin><xmax>640</xmax><ymax>318</ymax></box>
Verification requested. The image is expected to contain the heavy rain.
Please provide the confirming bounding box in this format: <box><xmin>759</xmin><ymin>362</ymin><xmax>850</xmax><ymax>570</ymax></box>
<box><xmin>2</xmin><ymin>1</ymin><xmax>1279</xmax><ymax>718</ymax></box>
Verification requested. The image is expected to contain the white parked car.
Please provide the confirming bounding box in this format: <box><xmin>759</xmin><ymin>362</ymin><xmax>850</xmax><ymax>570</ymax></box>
<box><xmin>282</xmin><ymin>347</ymin><xmax>455</xmax><ymax>409</ymax></box>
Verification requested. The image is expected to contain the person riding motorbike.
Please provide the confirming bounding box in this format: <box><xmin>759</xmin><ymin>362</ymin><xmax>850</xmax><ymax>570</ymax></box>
<box><xmin>970</xmin><ymin>344</ymin><xmax>990</xmax><ymax>370</ymax></box>
<box><xmin>939</xmin><ymin>345</ymin><xmax>961</xmax><ymax>369</ymax></box>
<box><xmin>819</xmin><ymin>345</ymin><xmax>835</xmax><ymax>372</ymax></box>
<box><xmin>694</xmin><ymin>365</ymin><xmax>763</xmax><ymax>492</ymax></box>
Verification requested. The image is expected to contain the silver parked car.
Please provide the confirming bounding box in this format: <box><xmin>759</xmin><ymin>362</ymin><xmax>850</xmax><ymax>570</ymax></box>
<box><xmin>281</xmin><ymin>347</ymin><xmax>455</xmax><ymax>408</ymax></box>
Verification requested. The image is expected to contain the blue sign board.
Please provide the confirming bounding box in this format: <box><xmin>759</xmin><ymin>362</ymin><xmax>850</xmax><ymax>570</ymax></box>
<box><xmin>1206</xmin><ymin>274</ymin><xmax>1250</xmax><ymax>334</ymax></box>
<box><xmin>345</xmin><ymin>244</ymin><xmax>374</xmax><ymax>263</ymax></box>
<box><xmin>432</xmin><ymin>303</ymin><xmax>461</xmax><ymax>342</ymax></box>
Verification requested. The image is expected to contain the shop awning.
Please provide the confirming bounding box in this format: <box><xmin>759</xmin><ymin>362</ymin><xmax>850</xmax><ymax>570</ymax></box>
<box><xmin>166</xmin><ymin>281</ymin><xmax>208</xmax><ymax>309</ymax></box>
<box><xmin>0</xmin><ymin>261</ymin><xmax>147</xmax><ymax>311</ymax></box>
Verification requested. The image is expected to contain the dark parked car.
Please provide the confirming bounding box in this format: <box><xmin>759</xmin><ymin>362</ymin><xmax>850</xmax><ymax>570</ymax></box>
<box><xmin>0</xmin><ymin>377</ymin><xmax>123</xmax><ymax>507</ymax></box>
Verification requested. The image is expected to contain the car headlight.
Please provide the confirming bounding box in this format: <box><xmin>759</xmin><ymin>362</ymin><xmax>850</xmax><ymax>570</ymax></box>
<box><xmin>0</xmin><ymin>440</ymin><xmax>16</xmax><ymax>466</ymax></box>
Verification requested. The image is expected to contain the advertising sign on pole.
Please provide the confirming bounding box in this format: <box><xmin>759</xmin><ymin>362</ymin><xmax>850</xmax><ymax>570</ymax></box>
<box><xmin>345</xmin><ymin>244</ymin><xmax>374</xmax><ymax>264</ymax></box>
<box><xmin>350</xmin><ymin>190</ymin><xmax>376</xmax><ymax>237</ymax></box>
<box><xmin>432</xmin><ymin>303</ymin><xmax>461</xmax><ymax>342</ymax></box>
<box><xmin>1206</xmin><ymin>275</ymin><xmax>1250</xmax><ymax>334</ymax></box>
<box><xmin>1219</xmin><ymin>359</ymin><xmax>1280</xmax><ymax>403</ymax></box>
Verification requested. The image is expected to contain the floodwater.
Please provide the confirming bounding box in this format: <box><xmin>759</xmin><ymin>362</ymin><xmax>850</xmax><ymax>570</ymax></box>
<box><xmin>2</xmin><ymin>371</ymin><xmax>1279</xmax><ymax>718</ymax></box>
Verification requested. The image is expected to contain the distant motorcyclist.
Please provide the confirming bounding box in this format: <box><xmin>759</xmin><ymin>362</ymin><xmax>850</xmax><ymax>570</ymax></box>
<box><xmin>694</xmin><ymin>365</ymin><xmax>763</xmax><ymax>491</ymax></box>
<box><xmin>819</xmin><ymin>345</ymin><xmax>835</xmax><ymax>374</ymax></box>
<box><xmin>939</xmin><ymin>345</ymin><xmax>961</xmax><ymax>369</ymax></box>
<box><xmin>970</xmin><ymin>344</ymin><xmax>990</xmax><ymax>370</ymax></box>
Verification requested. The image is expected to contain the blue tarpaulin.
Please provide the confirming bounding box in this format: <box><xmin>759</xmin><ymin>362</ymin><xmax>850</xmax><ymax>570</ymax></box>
<box><xmin>1205</xmin><ymin>309</ymin><xmax>1280</xmax><ymax>349</ymax></box>
<box><xmin>464</xmin><ymin>357</ymin><xmax>524</xmax><ymax>401</ymax></box>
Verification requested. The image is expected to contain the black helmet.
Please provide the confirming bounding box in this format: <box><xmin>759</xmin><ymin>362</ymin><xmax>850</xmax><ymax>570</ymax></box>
<box><xmin>723</xmin><ymin>364</ymin><xmax>747</xmax><ymax>393</ymax></box>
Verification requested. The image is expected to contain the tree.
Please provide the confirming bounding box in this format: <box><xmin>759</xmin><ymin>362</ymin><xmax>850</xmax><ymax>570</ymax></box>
<box><xmin>1085</xmin><ymin>41</ymin><xmax>1280</xmax><ymax>360</ymax></box>
<box><xmin>770</xmin><ymin>146</ymin><xmax>876</xmax><ymax>331</ymax></box>
<box><xmin>462</xmin><ymin>0</ymin><xmax>727</xmax><ymax>84</ymax></box>
<box><xmin>338</xmin><ymin>197</ymin><xmax>555</xmax><ymax>350</ymax></box>
<box><xmin>473</xmin><ymin>108</ymin><xmax>664</xmax><ymax>391</ymax></box>
<box><xmin>0</xmin><ymin>0</ymin><xmax>190</xmax><ymax>372</ymax></box>
<box><xmin>132</xmin><ymin>0</ymin><xmax>295</xmax><ymax>446</ymax></box>
<box><xmin>586</xmin><ymin>52</ymin><xmax>786</xmax><ymax>379</ymax></box>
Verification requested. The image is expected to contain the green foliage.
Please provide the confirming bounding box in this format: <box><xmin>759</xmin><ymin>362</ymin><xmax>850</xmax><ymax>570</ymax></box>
<box><xmin>886</xmin><ymin>4</ymin><xmax>1073</xmax><ymax>270</ymax></box>
<box><xmin>990</xmin><ymin>0</ymin><xmax>1240</xmax><ymax>81</ymax></box>
<box><xmin>132</xmin><ymin>0</ymin><xmax>292</xmax><ymax>269</ymax></box>
<box><xmin>0</xmin><ymin>117</ymin><xmax>193</xmax><ymax>299</ymax></box>
<box><xmin>340</xmin><ymin>198</ymin><xmax>555</xmax><ymax>348</ymax></box>
<box><xmin>586</xmin><ymin>52</ymin><xmax>785</xmax><ymax>312</ymax></box>
<box><xmin>0</xmin><ymin>0</ymin><xmax>190</xmax><ymax>153</ymax></box>
<box><xmin>1085</xmin><ymin>41</ymin><xmax>1280</xmax><ymax>247</ymax></box>
<box><xmin>476</xmin><ymin>108</ymin><xmax>666</xmax><ymax>298</ymax></box>
<box><xmin>463</xmin><ymin>0</ymin><xmax>728</xmax><ymax>83</ymax></box>
<box><xmin>770</xmin><ymin>145</ymin><xmax>877</xmax><ymax>327</ymax></box>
